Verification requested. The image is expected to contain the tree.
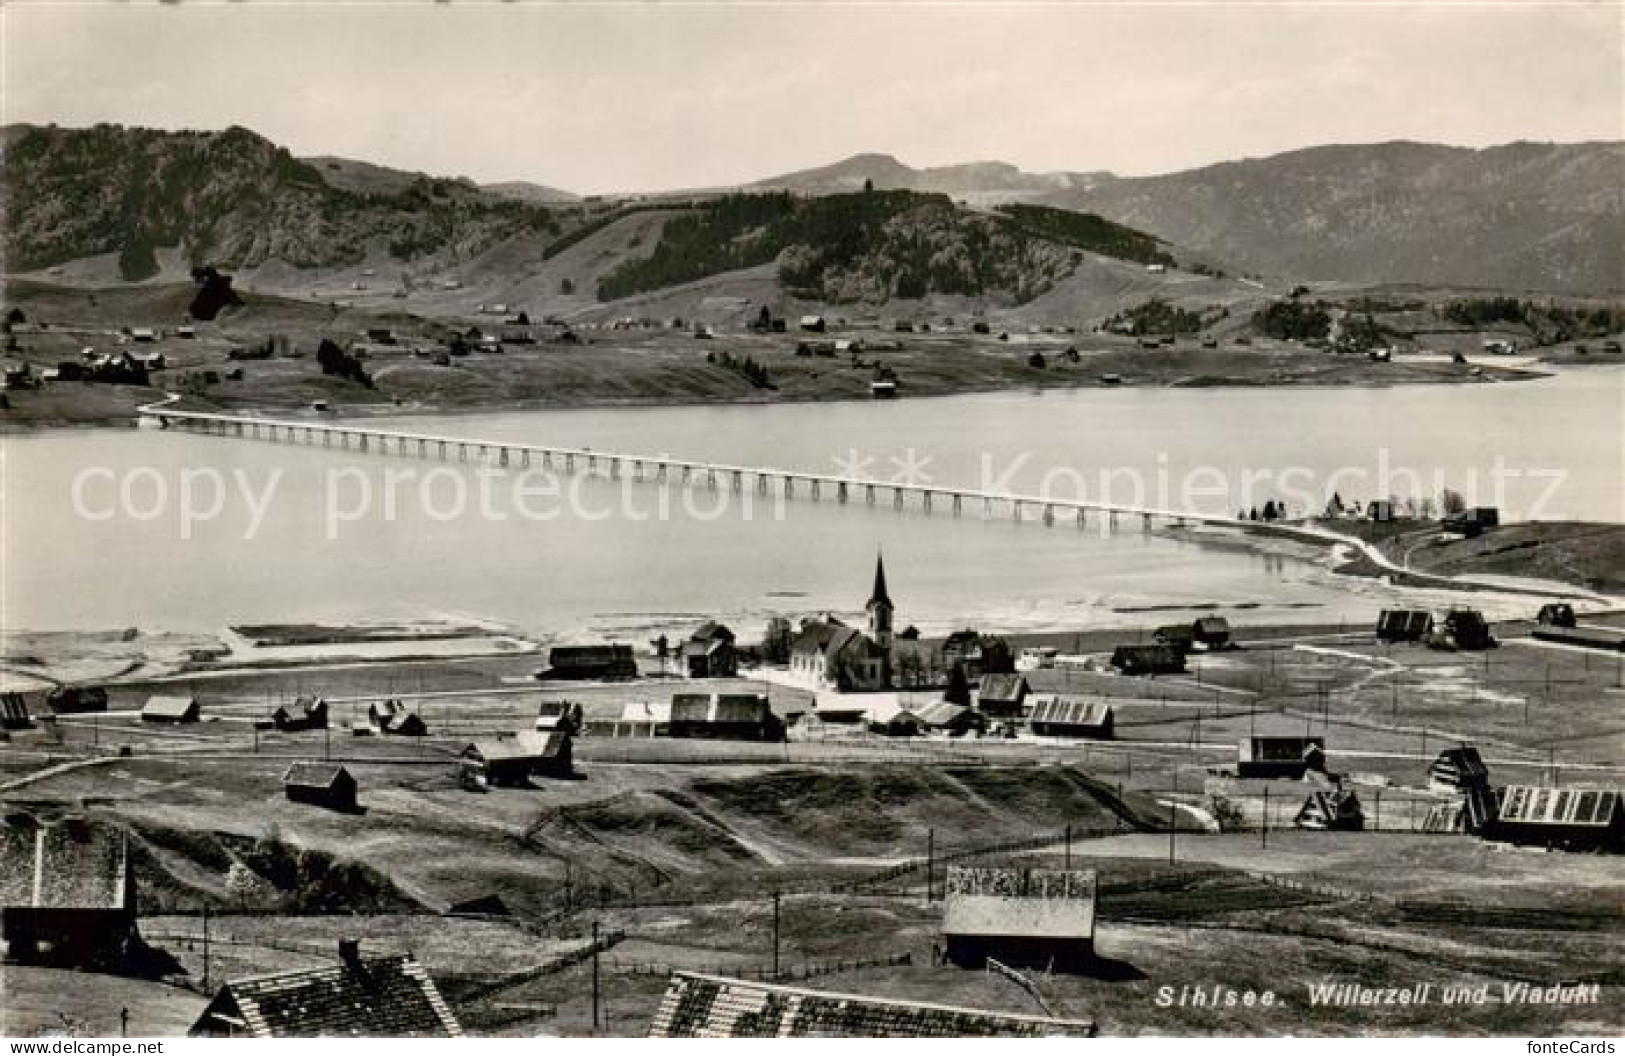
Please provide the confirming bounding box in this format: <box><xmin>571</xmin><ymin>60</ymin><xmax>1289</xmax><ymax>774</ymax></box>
<box><xmin>1440</xmin><ymin>488</ymin><xmax>1467</xmax><ymax>515</ymax></box>
<box><xmin>944</xmin><ymin>664</ymin><xmax>971</xmax><ymax>706</ymax></box>
<box><xmin>863</xmin><ymin>178</ymin><xmax>874</xmax><ymax>193</ymax></box>
<box><xmin>761</xmin><ymin>617</ymin><xmax>794</xmax><ymax>665</ymax></box>
<box><xmin>224</xmin><ymin>861</ymin><xmax>267</xmax><ymax>908</ymax></box>
<box><xmin>559</xmin><ymin>277</ymin><xmax>575</xmax><ymax>296</ymax></box>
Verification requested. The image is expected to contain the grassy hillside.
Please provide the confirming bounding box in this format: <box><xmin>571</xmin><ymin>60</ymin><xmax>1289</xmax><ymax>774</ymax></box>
<box><xmin>2</xmin><ymin>124</ymin><xmax>557</xmax><ymax>279</ymax></box>
<box><xmin>995</xmin><ymin>204</ymin><xmax>1174</xmax><ymax>267</ymax></box>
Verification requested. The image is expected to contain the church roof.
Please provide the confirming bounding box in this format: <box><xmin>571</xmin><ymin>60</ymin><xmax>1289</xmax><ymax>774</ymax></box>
<box><xmin>867</xmin><ymin>552</ymin><xmax>892</xmax><ymax>610</ymax></box>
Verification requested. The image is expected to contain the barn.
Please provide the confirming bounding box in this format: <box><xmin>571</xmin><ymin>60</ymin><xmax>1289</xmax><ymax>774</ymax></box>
<box><xmin>1294</xmin><ymin>786</ymin><xmax>1364</xmax><ymax>831</ymax></box>
<box><xmin>1488</xmin><ymin>786</ymin><xmax>1622</xmax><ymax>852</ymax></box>
<box><xmin>1191</xmin><ymin>616</ymin><xmax>1232</xmax><ymax>651</ymax></box>
<box><xmin>534</xmin><ymin>699</ymin><xmax>584</xmax><ymax>734</ymax></box>
<box><xmin>462</xmin><ymin>732</ymin><xmax>573</xmax><ymax>785</ymax></box>
<box><xmin>1110</xmin><ymin>644</ymin><xmax>1186</xmax><ymax>676</ymax></box>
<box><xmin>1428</xmin><ymin>744</ymin><xmax>1489</xmax><ymax>795</ymax></box>
<box><xmin>648</xmin><ymin>972</ymin><xmax>1094</xmax><ymax>1037</ymax></box>
<box><xmin>45</xmin><ymin>686</ymin><xmax>109</xmax><ymax>714</ymax></box>
<box><xmin>680</xmin><ymin>622</ymin><xmax>739</xmax><ymax>678</ymax></box>
<box><xmin>539</xmin><ymin>644</ymin><xmax>638</xmax><ymax>680</ymax></box>
<box><xmin>282</xmin><ymin>763</ymin><xmax>358</xmax><ymax>812</ymax></box>
<box><xmin>0</xmin><ymin>817</ymin><xmax>137</xmax><ymax>967</ymax></box>
<box><xmin>1026</xmin><ymin>695</ymin><xmax>1114</xmax><ymax>740</ymax></box>
<box><xmin>915</xmin><ymin>701</ymin><xmax>984</xmax><ymax>737</ymax></box>
<box><xmin>142</xmin><ymin>695</ymin><xmax>200</xmax><ymax>724</ymax></box>
<box><xmin>1376</xmin><ymin>609</ymin><xmax>1433</xmax><ymax>643</ymax></box>
<box><xmin>273</xmin><ymin>697</ymin><xmax>328</xmax><ymax>732</ymax></box>
<box><xmin>190</xmin><ymin>941</ymin><xmax>463</xmax><ymax>1037</ymax></box>
<box><xmin>942</xmin><ymin>866</ymin><xmax>1097</xmax><ymax>973</ymax></box>
<box><xmin>975</xmin><ymin>674</ymin><xmax>1030</xmax><ymax>718</ymax></box>
<box><xmin>1237</xmin><ymin>736</ymin><xmax>1326</xmax><ymax>780</ymax></box>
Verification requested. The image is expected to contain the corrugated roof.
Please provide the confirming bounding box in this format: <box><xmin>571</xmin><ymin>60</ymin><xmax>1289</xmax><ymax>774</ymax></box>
<box><xmin>647</xmin><ymin>972</ymin><xmax>1093</xmax><ymax>1038</ymax></box>
<box><xmin>977</xmin><ymin>674</ymin><xmax>1029</xmax><ymax>703</ymax></box>
<box><xmin>1027</xmin><ymin>695</ymin><xmax>1112</xmax><ymax>728</ymax></box>
<box><xmin>143</xmin><ymin>695</ymin><xmax>198</xmax><ymax>718</ymax></box>
<box><xmin>1497</xmin><ymin>786</ymin><xmax>1621</xmax><ymax>827</ymax></box>
<box><xmin>193</xmin><ymin>954</ymin><xmax>462</xmax><ymax>1038</ymax></box>
<box><xmin>915</xmin><ymin>701</ymin><xmax>973</xmax><ymax>727</ymax></box>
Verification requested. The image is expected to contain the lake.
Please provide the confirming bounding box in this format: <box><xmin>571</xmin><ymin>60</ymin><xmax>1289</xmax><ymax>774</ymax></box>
<box><xmin>3</xmin><ymin>367</ymin><xmax>1618</xmax><ymax>638</ymax></box>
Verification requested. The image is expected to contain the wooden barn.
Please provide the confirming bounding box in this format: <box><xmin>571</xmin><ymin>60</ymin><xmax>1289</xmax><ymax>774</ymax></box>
<box><xmin>141</xmin><ymin>695</ymin><xmax>200</xmax><ymax>724</ymax></box>
<box><xmin>273</xmin><ymin>696</ymin><xmax>328</xmax><ymax>732</ymax></box>
<box><xmin>647</xmin><ymin>972</ymin><xmax>1094</xmax><ymax>1037</ymax></box>
<box><xmin>1026</xmin><ymin>695</ymin><xmax>1114</xmax><ymax>740</ymax></box>
<box><xmin>668</xmin><ymin>693</ymin><xmax>783</xmax><ymax>741</ymax></box>
<box><xmin>0</xmin><ymin>817</ymin><xmax>137</xmax><ymax>967</ymax></box>
<box><xmin>582</xmin><ymin>700</ymin><xmax>670</xmax><ymax>738</ymax></box>
<box><xmin>0</xmin><ymin>693</ymin><xmax>33</xmax><ymax>731</ymax></box>
<box><xmin>1191</xmin><ymin>616</ymin><xmax>1232</xmax><ymax>651</ymax></box>
<box><xmin>539</xmin><ymin>644</ymin><xmax>638</xmax><ymax>681</ymax></box>
<box><xmin>1428</xmin><ymin>744</ymin><xmax>1490</xmax><ymax>795</ymax></box>
<box><xmin>868</xmin><ymin>709</ymin><xmax>925</xmax><ymax>737</ymax></box>
<box><xmin>1433</xmin><ymin>609</ymin><xmax>1496</xmax><ymax>651</ymax></box>
<box><xmin>1154</xmin><ymin>624</ymin><xmax>1195</xmax><ymax>653</ymax></box>
<box><xmin>942</xmin><ymin>866</ymin><xmax>1097</xmax><ymax>973</ymax></box>
<box><xmin>282</xmin><ymin>763</ymin><xmax>358</xmax><ymax>812</ymax></box>
<box><xmin>975</xmin><ymin>674</ymin><xmax>1030</xmax><ymax>718</ymax></box>
<box><xmin>190</xmin><ymin>941</ymin><xmax>463</xmax><ymax>1037</ymax></box>
<box><xmin>1488</xmin><ymin>786</ymin><xmax>1622</xmax><ymax>852</ymax></box>
<box><xmin>1110</xmin><ymin>644</ymin><xmax>1186</xmax><ymax>676</ymax></box>
<box><xmin>462</xmin><ymin>732</ymin><xmax>572</xmax><ymax>786</ymax></box>
<box><xmin>1376</xmin><ymin>609</ymin><xmax>1433</xmax><ymax>643</ymax></box>
<box><xmin>44</xmin><ymin>686</ymin><xmax>108</xmax><ymax>714</ymax></box>
<box><xmin>1237</xmin><ymin>736</ymin><xmax>1326</xmax><ymax>779</ymax></box>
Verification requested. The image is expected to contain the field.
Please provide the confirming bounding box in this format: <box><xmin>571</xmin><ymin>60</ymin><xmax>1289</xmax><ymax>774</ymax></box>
<box><xmin>1</xmin><ymin>614</ymin><xmax>1621</xmax><ymax>1037</ymax></box>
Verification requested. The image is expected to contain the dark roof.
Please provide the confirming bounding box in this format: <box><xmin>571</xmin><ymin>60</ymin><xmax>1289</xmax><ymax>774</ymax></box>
<box><xmin>1193</xmin><ymin>616</ymin><xmax>1231</xmax><ymax>636</ymax></box>
<box><xmin>1240</xmin><ymin>736</ymin><xmax>1325</xmax><ymax>762</ymax></box>
<box><xmin>648</xmin><ymin>972</ymin><xmax>1094</xmax><ymax>1038</ymax></box>
<box><xmin>792</xmin><ymin>619</ymin><xmax>881</xmax><ymax>661</ymax></box>
<box><xmin>0</xmin><ymin>819</ymin><xmax>130</xmax><ymax>911</ymax></box>
<box><xmin>868</xmin><ymin>552</ymin><xmax>892</xmax><ymax>610</ymax></box>
<box><xmin>0</xmin><ymin>693</ymin><xmax>32</xmax><ymax>727</ymax></box>
<box><xmin>688</xmin><ymin>621</ymin><xmax>734</xmax><ymax>643</ymax></box>
<box><xmin>915</xmin><ymin>701</ymin><xmax>976</xmax><ymax>727</ymax></box>
<box><xmin>282</xmin><ymin>763</ymin><xmax>353</xmax><ymax>791</ymax></box>
<box><xmin>1429</xmin><ymin>745</ymin><xmax>1489</xmax><ymax>786</ymax></box>
<box><xmin>192</xmin><ymin>953</ymin><xmax>462</xmax><ymax>1037</ymax></box>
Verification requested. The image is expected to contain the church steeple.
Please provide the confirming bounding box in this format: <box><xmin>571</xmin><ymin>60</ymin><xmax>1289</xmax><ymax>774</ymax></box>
<box><xmin>866</xmin><ymin>551</ymin><xmax>894</xmax><ymax>650</ymax></box>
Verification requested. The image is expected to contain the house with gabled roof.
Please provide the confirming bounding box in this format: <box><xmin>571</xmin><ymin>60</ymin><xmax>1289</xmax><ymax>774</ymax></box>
<box><xmin>461</xmin><ymin>731</ymin><xmax>572</xmax><ymax>785</ymax></box>
<box><xmin>273</xmin><ymin>696</ymin><xmax>328</xmax><ymax>732</ymax></box>
<box><xmin>190</xmin><ymin>940</ymin><xmax>463</xmax><ymax>1037</ymax></box>
<box><xmin>668</xmin><ymin>692</ymin><xmax>783</xmax><ymax>741</ymax></box>
<box><xmin>1488</xmin><ymin>786</ymin><xmax>1622</xmax><ymax>852</ymax></box>
<box><xmin>681</xmin><ymin>622</ymin><xmax>738</xmax><ymax>678</ymax></box>
<box><xmin>0</xmin><ymin>816</ymin><xmax>137</xmax><ymax>967</ymax></box>
<box><xmin>975</xmin><ymin>673</ymin><xmax>1029</xmax><ymax>718</ymax></box>
<box><xmin>282</xmin><ymin>763</ymin><xmax>358</xmax><ymax>813</ymax></box>
<box><xmin>1027</xmin><ymin>695</ymin><xmax>1114</xmax><ymax>740</ymax></box>
<box><xmin>647</xmin><ymin>971</ymin><xmax>1094</xmax><ymax>1037</ymax></box>
<box><xmin>1294</xmin><ymin>786</ymin><xmax>1364</xmax><ymax>831</ymax></box>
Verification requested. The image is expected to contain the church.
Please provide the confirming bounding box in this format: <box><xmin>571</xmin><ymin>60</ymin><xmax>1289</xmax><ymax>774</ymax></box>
<box><xmin>789</xmin><ymin>553</ymin><xmax>896</xmax><ymax>692</ymax></box>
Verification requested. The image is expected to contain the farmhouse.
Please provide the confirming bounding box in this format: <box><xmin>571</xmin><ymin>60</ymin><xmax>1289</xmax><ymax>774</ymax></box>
<box><xmin>282</xmin><ymin>763</ymin><xmax>358</xmax><ymax>812</ymax></box>
<box><xmin>941</xmin><ymin>629</ymin><xmax>985</xmax><ymax>680</ymax></box>
<box><xmin>0</xmin><ymin>693</ymin><xmax>33</xmax><ymax>730</ymax></box>
<box><xmin>975</xmin><ymin>674</ymin><xmax>1029</xmax><ymax>718</ymax></box>
<box><xmin>142</xmin><ymin>695</ymin><xmax>200</xmax><ymax>724</ymax></box>
<box><xmin>462</xmin><ymin>732</ymin><xmax>572</xmax><ymax>785</ymax></box>
<box><xmin>790</xmin><ymin>619</ymin><xmax>889</xmax><ymax>691</ymax></box>
<box><xmin>1027</xmin><ymin>695</ymin><xmax>1114</xmax><ymax>740</ymax></box>
<box><xmin>798</xmin><ymin>315</ymin><xmax>827</xmax><ymax>333</ymax></box>
<box><xmin>1237</xmin><ymin>736</ymin><xmax>1326</xmax><ymax>780</ymax></box>
<box><xmin>0</xmin><ymin>817</ymin><xmax>137</xmax><ymax>967</ymax></box>
<box><xmin>190</xmin><ymin>941</ymin><xmax>463</xmax><ymax>1037</ymax></box>
<box><xmin>680</xmin><ymin>621</ymin><xmax>738</xmax><ymax>678</ymax></box>
<box><xmin>1435</xmin><ymin>609</ymin><xmax>1496</xmax><ymax>651</ymax></box>
<box><xmin>1294</xmin><ymin>786</ymin><xmax>1364</xmax><ymax>831</ymax></box>
<box><xmin>1154</xmin><ymin>624</ymin><xmax>1195</xmax><ymax>653</ymax></box>
<box><xmin>370</xmin><ymin>701</ymin><xmax>427</xmax><ymax>737</ymax></box>
<box><xmin>1109</xmin><ymin>644</ymin><xmax>1186</xmax><ymax>676</ymax></box>
<box><xmin>1192</xmin><ymin>616</ymin><xmax>1232</xmax><ymax>650</ymax></box>
<box><xmin>272</xmin><ymin>696</ymin><xmax>328</xmax><ymax>732</ymax></box>
<box><xmin>1536</xmin><ymin>603</ymin><xmax>1577</xmax><ymax>628</ymax></box>
<box><xmin>869</xmin><ymin>709</ymin><xmax>925</xmax><ymax>737</ymax></box>
<box><xmin>1488</xmin><ymin>786</ymin><xmax>1622</xmax><ymax>852</ymax></box>
<box><xmin>1376</xmin><ymin>609</ymin><xmax>1433</xmax><ymax>643</ymax></box>
<box><xmin>668</xmin><ymin>693</ymin><xmax>783</xmax><ymax>741</ymax></box>
<box><xmin>648</xmin><ymin>972</ymin><xmax>1094</xmax><ymax>1038</ymax></box>
<box><xmin>942</xmin><ymin>865</ymin><xmax>1097</xmax><ymax>973</ymax></box>
<box><xmin>540</xmin><ymin>644</ymin><xmax>638</xmax><ymax>680</ymax></box>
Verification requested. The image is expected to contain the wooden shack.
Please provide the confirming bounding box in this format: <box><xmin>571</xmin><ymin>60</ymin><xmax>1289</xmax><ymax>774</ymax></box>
<box><xmin>141</xmin><ymin>695</ymin><xmax>200</xmax><ymax>724</ymax></box>
<box><xmin>1237</xmin><ymin>736</ymin><xmax>1325</xmax><ymax>780</ymax></box>
<box><xmin>539</xmin><ymin>645</ymin><xmax>638</xmax><ymax>681</ymax></box>
<box><xmin>1110</xmin><ymin>644</ymin><xmax>1186</xmax><ymax>676</ymax></box>
<box><xmin>1488</xmin><ymin>786</ymin><xmax>1622</xmax><ymax>852</ymax></box>
<box><xmin>273</xmin><ymin>696</ymin><xmax>328</xmax><ymax>732</ymax></box>
<box><xmin>975</xmin><ymin>674</ymin><xmax>1030</xmax><ymax>718</ymax></box>
<box><xmin>668</xmin><ymin>693</ymin><xmax>783</xmax><ymax>741</ymax></box>
<box><xmin>1376</xmin><ymin>609</ymin><xmax>1433</xmax><ymax>643</ymax></box>
<box><xmin>942</xmin><ymin>865</ymin><xmax>1097</xmax><ymax>973</ymax></box>
<box><xmin>1026</xmin><ymin>695</ymin><xmax>1114</xmax><ymax>740</ymax></box>
<box><xmin>462</xmin><ymin>732</ymin><xmax>572</xmax><ymax>785</ymax></box>
<box><xmin>282</xmin><ymin>763</ymin><xmax>358</xmax><ymax>812</ymax></box>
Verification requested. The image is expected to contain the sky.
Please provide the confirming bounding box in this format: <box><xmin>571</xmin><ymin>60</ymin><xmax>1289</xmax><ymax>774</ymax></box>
<box><xmin>3</xmin><ymin>1</ymin><xmax>1621</xmax><ymax>194</ymax></box>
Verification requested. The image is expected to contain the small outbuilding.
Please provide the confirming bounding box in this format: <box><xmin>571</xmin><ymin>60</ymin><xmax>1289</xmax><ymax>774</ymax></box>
<box><xmin>915</xmin><ymin>700</ymin><xmax>985</xmax><ymax>737</ymax></box>
<box><xmin>273</xmin><ymin>696</ymin><xmax>328</xmax><ymax>732</ymax></box>
<box><xmin>282</xmin><ymin>763</ymin><xmax>358</xmax><ymax>812</ymax></box>
<box><xmin>0</xmin><ymin>693</ymin><xmax>33</xmax><ymax>731</ymax></box>
<box><xmin>142</xmin><ymin>695</ymin><xmax>200</xmax><ymax>724</ymax></box>
<box><xmin>45</xmin><ymin>686</ymin><xmax>108</xmax><ymax>714</ymax></box>
<box><xmin>0</xmin><ymin>817</ymin><xmax>137</xmax><ymax>967</ymax></box>
<box><xmin>539</xmin><ymin>644</ymin><xmax>638</xmax><ymax>681</ymax></box>
<box><xmin>461</xmin><ymin>731</ymin><xmax>573</xmax><ymax>786</ymax></box>
<box><xmin>1488</xmin><ymin>786</ymin><xmax>1622</xmax><ymax>852</ymax></box>
<box><xmin>1376</xmin><ymin>609</ymin><xmax>1433</xmax><ymax>643</ymax></box>
<box><xmin>680</xmin><ymin>622</ymin><xmax>738</xmax><ymax>678</ymax></box>
<box><xmin>534</xmin><ymin>700</ymin><xmax>584</xmax><ymax>735</ymax></box>
<box><xmin>1536</xmin><ymin>603</ymin><xmax>1576</xmax><ymax>629</ymax></box>
<box><xmin>1294</xmin><ymin>786</ymin><xmax>1364</xmax><ymax>831</ymax></box>
<box><xmin>668</xmin><ymin>693</ymin><xmax>783</xmax><ymax>741</ymax></box>
<box><xmin>1191</xmin><ymin>616</ymin><xmax>1232</xmax><ymax>651</ymax></box>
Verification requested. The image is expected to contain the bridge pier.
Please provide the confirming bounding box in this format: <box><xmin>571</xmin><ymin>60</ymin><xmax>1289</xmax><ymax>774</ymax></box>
<box><xmin>1144</xmin><ymin>513</ymin><xmax>1154</xmax><ymax>532</ymax></box>
<box><xmin>923</xmin><ymin>492</ymin><xmax>932</xmax><ymax>512</ymax></box>
<box><xmin>521</xmin><ymin>449</ymin><xmax>531</xmax><ymax>468</ymax></box>
<box><xmin>359</xmin><ymin>434</ymin><xmax>369</xmax><ymax>453</ymax></box>
<box><xmin>1043</xmin><ymin>504</ymin><xmax>1055</xmax><ymax>526</ymax></box>
<box><xmin>707</xmin><ymin>468</ymin><xmax>717</xmax><ymax>490</ymax></box>
<box><xmin>1076</xmin><ymin>508</ymin><xmax>1086</xmax><ymax>528</ymax></box>
<box><xmin>731</xmin><ymin>471</ymin><xmax>742</xmax><ymax>493</ymax></box>
<box><xmin>783</xmin><ymin>477</ymin><xmax>794</xmax><ymax>498</ymax></box>
<box><xmin>1012</xmin><ymin>500</ymin><xmax>1022</xmax><ymax>522</ymax></box>
<box><xmin>865</xmin><ymin>484</ymin><xmax>875</xmax><ymax>505</ymax></box>
<box><xmin>499</xmin><ymin>447</ymin><xmax>511</xmax><ymax>468</ymax></box>
<box><xmin>756</xmin><ymin>473</ymin><xmax>767</xmax><ymax>495</ymax></box>
<box><xmin>810</xmin><ymin>479</ymin><xmax>820</xmax><ymax>500</ymax></box>
<box><xmin>565</xmin><ymin>453</ymin><xmax>575</xmax><ymax>473</ymax></box>
<box><xmin>952</xmin><ymin>494</ymin><xmax>962</xmax><ymax>516</ymax></box>
<box><xmin>983</xmin><ymin>498</ymin><xmax>992</xmax><ymax>519</ymax></box>
<box><xmin>893</xmin><ymin>488</ymin><xmax>904</xmax><ymax>510</ymax></box>
<box><xmin>837</xmin><ymin>482</ymin><xmax>848</xmax><ymax>504</ymax></box>
<box><xmin>609</xmin><ymin>457</ymin><xmax>620</xmax><ymax>479</ymax></box>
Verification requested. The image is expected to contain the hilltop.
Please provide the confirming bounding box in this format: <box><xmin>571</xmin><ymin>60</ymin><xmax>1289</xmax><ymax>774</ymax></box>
<box><xmin>748</xmin><ymin>152</ymin><xmax>1110</xmax><ymax>205</ymax></box>
<box><xmin>1039</xmin><ymin>140</ymin><xmax>1625</xmax><ymax>295</ymax></box>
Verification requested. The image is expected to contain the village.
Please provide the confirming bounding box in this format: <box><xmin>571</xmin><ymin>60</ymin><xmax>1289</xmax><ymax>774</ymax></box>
<box><xmin>1</xmin><ymin>545</ymin><xmax>1620</xmax><ymax>1037</ymax></box>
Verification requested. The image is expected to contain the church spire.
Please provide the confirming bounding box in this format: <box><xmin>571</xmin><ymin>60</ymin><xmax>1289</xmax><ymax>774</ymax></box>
<box><xmin>868</xmin><ymin>550</ymin><xmax>892</xmax><ymax>610</ymax></box>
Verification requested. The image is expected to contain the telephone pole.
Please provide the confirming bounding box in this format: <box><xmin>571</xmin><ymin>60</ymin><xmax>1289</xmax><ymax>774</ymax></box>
<box><xmin>591</xmin><ymin>920</ymin><xmax>602</xmax><ymax>1032</ymax></box>
<box><xmin>771</xmin><ymin>891</ymin><xmax>781</xmax><ymax>979</ymax></box>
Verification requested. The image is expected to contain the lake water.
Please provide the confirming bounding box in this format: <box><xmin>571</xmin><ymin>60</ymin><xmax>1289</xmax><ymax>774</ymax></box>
<box><xmin>3</xmin><ymin>367</ymin><xmax>1619</xmax><ymax>639</ymax></box>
